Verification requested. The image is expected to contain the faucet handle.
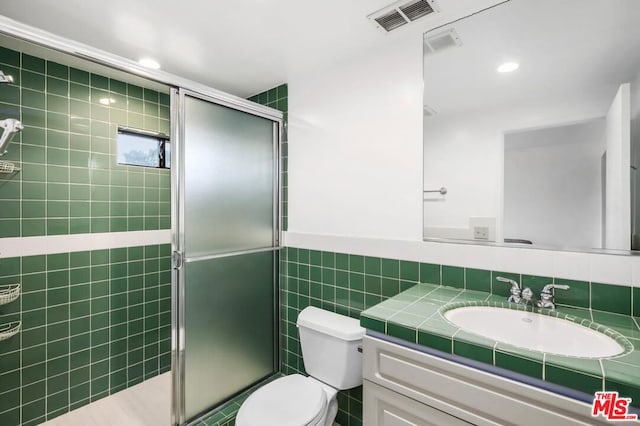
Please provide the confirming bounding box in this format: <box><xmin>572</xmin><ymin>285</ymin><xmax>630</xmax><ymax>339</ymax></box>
<box><xmin>496</xmin><ymin>276</ymin><xmax>521</xmax><ymax>302</ymax></box>
<box><xmin>537</xmin><ymin>283</ymin><xmax>569</xmax><ymax>309</ymax></box>
<box><xmin>541</xmin><ymin>283</ymin><xmax>570</xmax><ymax>294</ymax></box>
<box><xmin>496</xmin><ymin>276</ymin><xmax>520</xmax><ymax>290</ymax></box>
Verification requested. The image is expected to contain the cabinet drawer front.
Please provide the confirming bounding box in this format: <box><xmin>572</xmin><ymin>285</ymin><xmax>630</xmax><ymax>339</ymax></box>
<box><xmin>363</xmin><ymin>336</ymin><xmax>608</xmax><ymax>426</ymax></box>
<box><xmin>365</xmin><ymin>380</ymin><xmax>472</xmax><ymax>426</ymax></box>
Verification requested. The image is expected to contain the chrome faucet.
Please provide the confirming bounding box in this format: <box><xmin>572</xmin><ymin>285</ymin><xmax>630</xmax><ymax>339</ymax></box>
<box><xmin>496</xmin><ymin>276</ymin><xmax>536</xmax><ymax>306</ymax></box>
<box><xmin>536</xmin><ymin>284</ymin><xmax>570</xmax><ymax>310</ymax></box>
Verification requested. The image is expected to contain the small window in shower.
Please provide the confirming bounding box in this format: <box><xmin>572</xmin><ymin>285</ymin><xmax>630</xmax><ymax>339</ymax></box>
<box><xmin>117</xmin><ymin>127</ymin><xmax>170</xmax><ymax>168</ymax></box>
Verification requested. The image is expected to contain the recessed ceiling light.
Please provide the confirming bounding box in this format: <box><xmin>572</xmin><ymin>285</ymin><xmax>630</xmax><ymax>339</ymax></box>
<box><xmin>138</xmin><ymin>57</ymin><xmax>160</xmax><ymax>70</ymax></box>
<box><xmin>99</xmin><ymin>97</ymin><xmax>116</xmax><ymax>106</ymax></box>
<box><xmin>497</xmin><ymin>62</ymin><xmax>519</xmax><ymax>73</ymax></box>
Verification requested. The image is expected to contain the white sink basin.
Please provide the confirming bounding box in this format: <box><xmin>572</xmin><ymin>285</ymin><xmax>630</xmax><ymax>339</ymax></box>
<box><xmin>444</xmin><ymin>306</ymin><xmax>625</xmax><ymax>358</ymax></box>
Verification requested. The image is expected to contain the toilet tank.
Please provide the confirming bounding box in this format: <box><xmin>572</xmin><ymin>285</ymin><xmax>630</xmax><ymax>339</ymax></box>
<box><xmin>296</xmin><ymin>307</ymin><xmax>365</xmax><ymax>390</ymax></box>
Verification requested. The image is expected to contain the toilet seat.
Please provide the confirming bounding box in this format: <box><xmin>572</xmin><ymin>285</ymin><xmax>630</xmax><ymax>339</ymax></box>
<box><xmin>236</xmin><ymin>374</ymin><xmax>327</xmax><ymax>426</ymax></box>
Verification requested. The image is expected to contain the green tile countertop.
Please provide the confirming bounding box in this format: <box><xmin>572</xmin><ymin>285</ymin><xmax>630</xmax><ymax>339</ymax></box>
<box><xmin>360</xmin><ymin>284</ymin><xmax>640</xmax><ymax>408</ymax></box>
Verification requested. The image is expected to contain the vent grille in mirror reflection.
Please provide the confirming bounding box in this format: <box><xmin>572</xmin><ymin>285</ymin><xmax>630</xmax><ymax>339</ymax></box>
<box><xmin>424</xmin><ymin>28</ymin><xmax>463</xmax><ymax>55</ymax></box>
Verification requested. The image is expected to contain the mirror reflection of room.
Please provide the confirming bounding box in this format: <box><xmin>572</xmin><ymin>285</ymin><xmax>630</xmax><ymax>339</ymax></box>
<box><xmin>422</xmin><ymin>0</ymin><xmax>640</xmax><ymax>252</ymax></box>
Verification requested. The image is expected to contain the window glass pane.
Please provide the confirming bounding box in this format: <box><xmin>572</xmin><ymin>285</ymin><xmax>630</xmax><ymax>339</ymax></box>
<box><xmin>164</xmin><ymin>142</ymin><xmax>171</xmax><ymax>168</ymax></box>
<box><xmin>117</xmin><ymin>132</ymin><xmax>160</xmax><ymax>167</ymax></box>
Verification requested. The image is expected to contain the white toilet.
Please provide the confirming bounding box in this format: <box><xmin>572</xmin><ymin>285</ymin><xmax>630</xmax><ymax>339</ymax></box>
<box><xmin>236</xmin><ymin>306</ymin><xmax>365</xmax><ymax>426</ymax></box>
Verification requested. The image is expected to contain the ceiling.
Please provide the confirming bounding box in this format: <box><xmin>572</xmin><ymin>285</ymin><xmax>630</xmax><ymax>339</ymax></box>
<box><xmin>0</xmin><ymin>0</ymin><xmax>504</xmax><ymax>97</ymax></box>
<box><xmin>424</xmin><ymin>0</ymin><xmax>640</xmax><ymax>116</ymax></box>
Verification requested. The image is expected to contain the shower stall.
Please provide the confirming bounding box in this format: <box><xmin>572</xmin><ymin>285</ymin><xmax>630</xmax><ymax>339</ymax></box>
<box><xmin>171</xmin><ymin>89</ymin><xmax>282</xmax><ymax>423</ymax></box>
<box><xmin>0</xmin><ymin>17</ymin><xmax>282</xmax><ymax>426</ymax></box>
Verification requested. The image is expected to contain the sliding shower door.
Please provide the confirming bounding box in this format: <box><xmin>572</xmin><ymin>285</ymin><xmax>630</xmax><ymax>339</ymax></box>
<box><xmin>171</xmin><ymin>89</ymin><xmax>281</xmax><ymax>425</ymax></box>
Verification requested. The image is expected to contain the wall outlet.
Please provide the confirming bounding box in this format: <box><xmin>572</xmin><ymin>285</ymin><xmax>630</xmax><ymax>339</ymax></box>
<box><xmin>473</xmin><ymin>226</ymin><xmax>489</xmax><ymax>240</ymax></box>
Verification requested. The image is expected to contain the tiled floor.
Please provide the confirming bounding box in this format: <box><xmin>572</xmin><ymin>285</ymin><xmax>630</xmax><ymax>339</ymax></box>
<box><xmin>36</xmin><ymin>371</ymin><xmax>338</xmax><ymax>426</ymax></box>
<box><xmin>194</xmin><ymin>375</ymin><xmax>282</xmax><ymax>426</ymax></box>
<box><xmin>40</xmin><ymin>372</ymin><xmax>170</xmax><ymax>426</ymax></box>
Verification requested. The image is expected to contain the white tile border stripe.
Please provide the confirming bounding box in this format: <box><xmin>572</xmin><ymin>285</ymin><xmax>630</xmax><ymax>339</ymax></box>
<box><xmin>283</xmin><ymin>231</ymin><xmax>640</xmax><ymax>287</ymax></box>
<box><xmin>0</xmin><ymin>230</ymin><xmax>171</xmax><ymax>258</ymax></box>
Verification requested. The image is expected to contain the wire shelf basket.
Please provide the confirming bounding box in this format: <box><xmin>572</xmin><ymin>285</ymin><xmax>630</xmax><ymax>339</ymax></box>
<box><xmin>0</xmin><ymin>283</ymin><xmax>20</xmax><ymax>306</ymax></box>
<box><xmin>0</xmin><ymin>160</ymin><xmax>19</xmax><ymax>174</ymax></box>
<box><xmin>0</xmin><ymin>321</ymin><xmax>20</xmax><ymax>342</ymax></box>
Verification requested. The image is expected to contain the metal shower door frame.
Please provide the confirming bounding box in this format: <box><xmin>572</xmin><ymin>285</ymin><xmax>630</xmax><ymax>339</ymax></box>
<box><xmin>170</xmin><ymin>87</ymin><xmax>283</xmax><ymax>426</ymax></box>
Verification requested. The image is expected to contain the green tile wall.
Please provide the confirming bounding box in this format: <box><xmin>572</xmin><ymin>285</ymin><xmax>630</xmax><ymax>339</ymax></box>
<box><xmin>0</xmin><ymin>244</ymin><xmax>172</xmax><ymax>425</ymax></box>
<box><xmin>280</xmin><ymin>248</ymin><xmax>414</xmax><ymax>426</ymax></box>
<box><xmin>248</xmin><ymin>84</ymin><xmax>288</xmax><ymax>230</ymax></box>
<box><xmin>0</xmin><ymin>45</ymin><xmax>171</xmax><ymax>237</ymax></box>
<box><xmin>280</xmin><ymin>247</ymin><xmax>638</xmax><ymax>425</ymax></box>
<box><xmin>0</xmin><ymin>44</ymin><xmax>172</xmax><ymax>426</ymax></box>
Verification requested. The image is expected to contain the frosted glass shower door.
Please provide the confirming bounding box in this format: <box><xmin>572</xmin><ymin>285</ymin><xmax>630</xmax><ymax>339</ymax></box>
<box><xmin>183</xmin><ymin>96</ymin><xmax>276</xmax><ymax>255</ymax></box>
<box><xmin>172</xmin><ymin>90</ymin><xmax>281</xmax><ymax>424</ymax></box>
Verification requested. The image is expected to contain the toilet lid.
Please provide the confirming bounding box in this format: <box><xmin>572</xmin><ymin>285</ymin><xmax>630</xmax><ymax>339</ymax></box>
<box><xmin>236</xmin><ymin>375</ymin><xmax>326</xmax><ymax>426</ymax></box>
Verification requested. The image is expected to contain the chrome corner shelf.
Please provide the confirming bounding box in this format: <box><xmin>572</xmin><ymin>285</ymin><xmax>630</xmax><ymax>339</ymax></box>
<box><xmin>0</xmin><ymin>321</ymin><xmax>20</xmax><ymax>342</ymax></box>
<box><xmin>0</xmin><ymin>283</ymin><xmax>20</xmax><ymax>306</ymax></box>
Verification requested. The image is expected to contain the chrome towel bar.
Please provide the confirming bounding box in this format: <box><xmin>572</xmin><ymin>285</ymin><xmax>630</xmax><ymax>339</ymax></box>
<box><xmin>424</xmin><ymin>187</ymin><xmax>447</xmax><ymax>195</ymax></box>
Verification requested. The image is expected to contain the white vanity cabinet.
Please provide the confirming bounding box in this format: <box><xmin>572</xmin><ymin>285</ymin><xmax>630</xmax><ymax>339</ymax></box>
<box><xmin>362</xmin><ymin>336</ymin><xmax>610</xmax><ymax>426</ymax></box>
<box><xmin>365</xmin><ymin>380</ymin><xmax>472</xmax><ymax>425</ymax></box>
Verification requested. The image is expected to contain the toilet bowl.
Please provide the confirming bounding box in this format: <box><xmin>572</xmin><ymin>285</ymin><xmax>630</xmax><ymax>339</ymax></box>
<box><xmin>235</xmin><ymin>374</ymin><xmax>337</xmax><ymax>426</ymax></box>
<box><xmin>236</xmin><ymin>307</ymin><xmax>364</xmax><ymax>426</ymax></box>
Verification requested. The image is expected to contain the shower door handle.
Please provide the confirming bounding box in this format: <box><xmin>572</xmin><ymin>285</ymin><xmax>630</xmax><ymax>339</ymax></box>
<box><xmin>172</xmin><ymin>251</ymin><xmax>184</xmax><ymax>270</ymax></box>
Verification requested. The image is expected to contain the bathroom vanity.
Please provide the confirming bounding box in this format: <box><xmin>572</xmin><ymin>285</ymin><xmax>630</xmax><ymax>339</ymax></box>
<box><xmin>363</xmin><ymin>336</ymin><xmax>609</xmax><ymax>425</ymax></box>
<box><xmin>360</xmin><ymin>284</ymin><xmax>640</xmax><ymax>425</ymax></box>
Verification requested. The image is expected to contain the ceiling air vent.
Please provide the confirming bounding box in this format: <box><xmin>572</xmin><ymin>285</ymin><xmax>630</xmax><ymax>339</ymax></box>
<box><xmin>400</xmin><ymin>0</ymin><xmax>434</xmax><ymax>21</ymax></box>
<box><xmin>375</xmin><ymin>10</ymin><xmax>408</xmax><ymax>32</ymax></box>
<box><xmin>369</xmin><ymin>0</ymin><xmax>439</xmax><ymax>33</ymax></box>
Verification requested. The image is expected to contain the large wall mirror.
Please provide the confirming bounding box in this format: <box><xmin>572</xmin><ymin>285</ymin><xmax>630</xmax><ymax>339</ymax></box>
<box><xmin>423</xmin><ymin>0</ymin><xmax>640</xmax><ymax>254</ymax></box>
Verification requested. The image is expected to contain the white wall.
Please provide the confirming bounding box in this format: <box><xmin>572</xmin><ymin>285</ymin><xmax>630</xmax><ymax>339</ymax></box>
<box><xmin>503</xmin><ymin>120</ymin><xmax>605</xmax><ymax>249</ymax></box>
<box><xmin>286</xmin><ymin>24</ymin><xmax>640</xmax><ymax>288</ymax></box>
<box><xmin>287</xmin><ymin>35</ymin><xmax>423</xmax><ymax>240</ymax></box>
<box><xmin>605</xmin><ymin>84</ymin><xmax>631</xmax><ymax>250</ymax></box>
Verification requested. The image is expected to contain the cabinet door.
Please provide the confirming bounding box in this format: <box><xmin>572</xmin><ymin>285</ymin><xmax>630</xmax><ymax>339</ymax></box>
<box><xmin>363</xmin><ymin>336</ymin><xmax>610</xmax><ymax>425</ymax></box>
<box><xmin>364</xmin><ymin>380</ymin><xmax>472</xmax><ymax>426</ymax></box>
